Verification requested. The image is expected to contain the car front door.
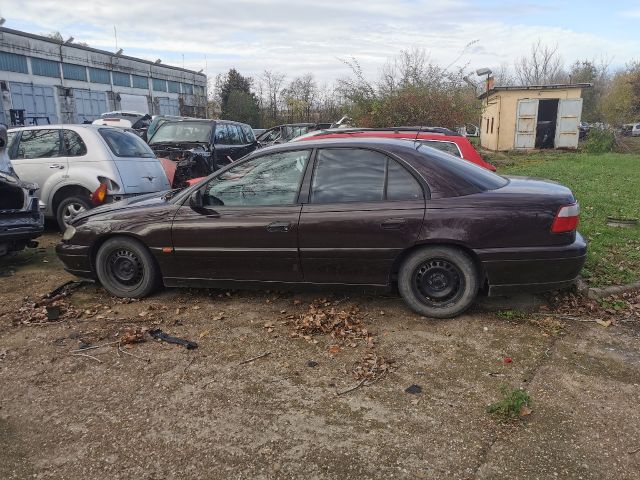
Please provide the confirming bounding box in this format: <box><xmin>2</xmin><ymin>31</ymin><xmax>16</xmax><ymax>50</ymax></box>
<box><xmin>298</xmin><ymin>147</ymin><xmax>425</xmax><ymax>285</ymax></box>
<box><xmin>168</xmin><ymin>149</ymin><xmax>312</xmax><ymax>283</ymax></box>
<box><xmin>10</xmin><ymin>128</ymin><xmax>67</xmax><ymax>214</ymax></box>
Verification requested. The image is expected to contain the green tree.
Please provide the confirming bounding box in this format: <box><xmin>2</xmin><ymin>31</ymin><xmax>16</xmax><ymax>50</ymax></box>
<box><xmin>602</xmin><ymin>62</ymin><xmax>640</xmax><ymax>125</ymax></box>
<box><xmin>216</xmin><ymin>69</ymin><xmax>260</xmax><ymax>125</ymax></box>
<box><xmin>569</xmin><ymin>59</ymin><xmax>609</xmax><ymax>122</ymax></box>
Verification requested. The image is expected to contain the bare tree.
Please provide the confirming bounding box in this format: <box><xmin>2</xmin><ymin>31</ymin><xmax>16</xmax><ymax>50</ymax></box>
<box><xmin>260</xmin><ymin>70</ymin><xmax>286</xmax><ymax>125</ymax></box>
<box><xmin>283</xmin><ymin>74</ymin><xmax>319</xmax><ymax>122</ymax></box>
<box><xmin>514</xmin><ymin>40</ymin><xmax>566</xmax><ymax>85</ymax></box>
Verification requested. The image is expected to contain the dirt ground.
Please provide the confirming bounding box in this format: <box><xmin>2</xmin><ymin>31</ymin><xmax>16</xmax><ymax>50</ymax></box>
<box><xmin>1</xmin><ymin>232</ymin><xmax>639</xmax><ymax>479</ymax></box>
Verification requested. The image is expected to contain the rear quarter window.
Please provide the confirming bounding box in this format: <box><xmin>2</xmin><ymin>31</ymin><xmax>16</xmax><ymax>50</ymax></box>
<box><xmin>99</xmin><ymin>128</ymin><xmax>155</xmax><ymax>158</ymax></box>
<box><xmin>416</xmin><ymin>144</ymin><xmax>507</xmax><ymax>192</ymax></box>
<box><xmin>420</xmin><ymin>140</ymin><xmax>461</xmax><ymax>158</ymax></box>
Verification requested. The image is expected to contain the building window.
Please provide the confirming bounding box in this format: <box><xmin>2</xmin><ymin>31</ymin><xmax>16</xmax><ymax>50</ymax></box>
<box><xmin>490</xmin><ymin>117</ymin><xmax>494</xmax><ymax>134</ymax></box>
<box><xmin>194</xmin><ymin>85</ymin><xmax>205</xmax><ymax>96</ymax></box>
<box><xmin>112</xmin><ymin>71</ymin><xmax>131</xmax><ymax>87</ymax></box>
<box><xmin>167</xmin><ymin>81</ymin><xmax>180</xmax><ymax>93</ymax></box>
<box><xmin>62</xmin><ymin>63</ymin><xmax>87</xmax><ymax>81</ymax></box>
<box><xmin>182</xmin><ymin>83</ymin><xmax>193</xmax><ymax>95</ymax></box>
<box><xmin>132</xmin><ymin>75</ymin><xmax>148</xmax><ymax>89</ymax></box>
<box><xmin>31</xmin><ymin>58</ymin><xmax>60</xmax><ymax>78</ymax></box>
<box><xmin>152</xmin><ymin>78</ymin><xmax>167</xmax><ymax>92</ymax></box>
<box><xmin>89</xmin><ymin>67</ymin><xmax>110</xmax><ymax>84</ymax></box>
<box><xmin>486</xmin><ymin>118</ymin><xmax>489</xmax><ymax>134</ymax></box>
<box><xmin>0</xmin><ymin>52</ymin><xmax>29</xmax><ymax>74</ymax></box>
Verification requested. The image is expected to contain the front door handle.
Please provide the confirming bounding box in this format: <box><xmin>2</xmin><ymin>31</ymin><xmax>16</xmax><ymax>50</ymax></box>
<box><xmin>266</xmin><ymin>221</ymin><xmax>292</xmax><ymax>233</ymax></box>
<box><xmin>380</xmin><ymin>218</ymin><xmax>407</xmax><ymax>230</ymax></box>
<box><xmin>49</xmin><ymin>164</ymin><xmax>65</xmax><ymax>169</ymax></box>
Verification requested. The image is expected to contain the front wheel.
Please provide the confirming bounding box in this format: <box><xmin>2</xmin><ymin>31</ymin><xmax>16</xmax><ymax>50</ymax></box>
<box><xmin>398</xmin><ymin>246</ymin><xmax>479</xmax><ymax>318</ymax></box>
<box><xmin>95</xmin><ymin>237</ymin><xmax>160</xmax><ymax>298</ymax></box>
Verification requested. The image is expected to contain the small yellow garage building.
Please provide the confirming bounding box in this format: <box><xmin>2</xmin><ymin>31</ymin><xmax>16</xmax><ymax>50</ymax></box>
<box><xmin>478</xmin><ymin>84</ymin><xmax>590</xmax><ymax>151</ymax></box>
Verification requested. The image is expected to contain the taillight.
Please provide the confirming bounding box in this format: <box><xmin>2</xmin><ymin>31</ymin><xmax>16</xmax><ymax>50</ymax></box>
<box><xmin>551</xmin><ymin>203</ymin><xmax>580</xmax><ymax>233</ymax></box>
<box><xmin>91</xmin><ymin>183</ymin><xmax>108</xmax><ymax>205</ymax></box>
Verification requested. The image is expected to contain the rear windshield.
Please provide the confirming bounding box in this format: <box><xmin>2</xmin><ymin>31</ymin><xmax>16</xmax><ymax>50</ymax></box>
<box><xmin>149</xmin><ymin>122</ymin><xmax>212</xmax><ymax>144</ymax></box>
<box><xmin>99</xmin><ymin>128</ymin><xmax>155</xmax><ymax>158</ymax></box>
<box><xmin>416</xmin><ymin>144</ymin><xmax>508</xmax><ymax>191</ymax></box>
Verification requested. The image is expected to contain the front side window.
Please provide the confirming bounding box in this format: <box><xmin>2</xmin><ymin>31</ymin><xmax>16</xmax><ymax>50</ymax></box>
<box><xmin>419</xmin><ymin>140</ymin><xmax>461</xmax><ymax>158</ymax></box>
<box><xmin>203</xmin><ymin>150</ymin><xmax>310</xmax><ymax>207</ymax></box>
<box><xmin>99</xmin><ymin>128</ymin><xmax>155</xmax><ymax>158</ymax></box>
<box><xmin>228</xmin><ymin>125</ymin><xmax>244</xmax><ymax>145</ymax></box>
<box><xmin>15</xmin><ymin>129</ymin><xmax>61</xmax><ymax>159</ymax></box>
<box><xmin>63</xmin><ymin>130</ymin><xmax>87</xmax><ymax>156</ymax></box>
<box><xmin>214</xmin><ymin>124</ymin><xmax>230</xmax><ymax>144</ymax></box>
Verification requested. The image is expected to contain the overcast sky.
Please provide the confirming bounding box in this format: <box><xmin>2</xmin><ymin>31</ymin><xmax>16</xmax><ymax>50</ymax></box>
<box><xmin>1</xmin><ymin>0</ymin><xmax>638</xmax><ymax>86</ymax></box>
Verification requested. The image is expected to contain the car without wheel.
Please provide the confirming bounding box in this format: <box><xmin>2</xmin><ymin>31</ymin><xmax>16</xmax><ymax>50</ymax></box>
<box><xmin>6</xmin><ymin>124</ymin><xmax>171</xmax><ymax>230</ymax></box>
<box><xmin>56</xmin><ymin>138</ymin><xmax>586</xmax><ymax>318</ymax></box>
<box><xmin>0</xmin><ymin>124</ymin><xmax>44</xmax><ymax>256</ymax></box>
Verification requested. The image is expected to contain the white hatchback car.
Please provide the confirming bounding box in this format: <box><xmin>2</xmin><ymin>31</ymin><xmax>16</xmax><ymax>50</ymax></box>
<box><xmin>7</xmin><ymin>125</ymin><xmax>171</xmax><ymax>230</ymax></box>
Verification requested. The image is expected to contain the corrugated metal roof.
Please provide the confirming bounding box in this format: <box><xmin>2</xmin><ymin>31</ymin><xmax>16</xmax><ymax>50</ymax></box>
<box><xmin>478</xmin><ymin>83</ymin><xmax>592</xmax><ymax>99</ymax></box>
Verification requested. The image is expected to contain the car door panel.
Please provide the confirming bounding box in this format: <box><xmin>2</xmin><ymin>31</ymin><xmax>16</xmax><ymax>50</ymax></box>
<box><xmin>168</xmin><ymin>204</ymin><xmax>303</xmax><ymax>281</ymax></box>
<box><xmin>299</xmin><ymin>202</ymin><xmax>424</xmax><ymax>284</ymax></box>
<box><xmin>298</xmin><ymin>147</ymin><xmax>425</xmax><ymax>285</ymax></box>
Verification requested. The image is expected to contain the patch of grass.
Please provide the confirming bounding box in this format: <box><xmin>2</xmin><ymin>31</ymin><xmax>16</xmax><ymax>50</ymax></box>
<box><xmin>496</xmin><ymin>309</ymin><xmax>526</xmax><ymax>320</ymax></box>
<box><xmin>496</xmin><ymin>152</ymin><xmax>640</xmax><ymax>287</ymax></box>
<box><xmin>488</xmin><ymin>385</ymin><xmax>532</xmax><ymax>420</ymax></box>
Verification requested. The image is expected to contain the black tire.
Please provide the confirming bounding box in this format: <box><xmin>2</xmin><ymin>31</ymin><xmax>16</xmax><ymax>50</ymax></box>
<box><xmin>398</xmin><ymin>246</ymin><xmax>479</xmax><ymax>319</ymax></box>
<box><xmin>56</xmin><ymin>195</ymin><xmax>92</xmax><ymax>231</ymax></box>
<box><xmin>95</xmin><ymin>237</ymin><xmax>160</xmax><ymax>298</ymax></box>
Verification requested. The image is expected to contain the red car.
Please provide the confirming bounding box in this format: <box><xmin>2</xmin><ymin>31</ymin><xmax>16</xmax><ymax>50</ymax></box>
<box><xmin>292</xmin><ymin>127</ymin><xmax>496</xmax><ymax>171</ymax></box>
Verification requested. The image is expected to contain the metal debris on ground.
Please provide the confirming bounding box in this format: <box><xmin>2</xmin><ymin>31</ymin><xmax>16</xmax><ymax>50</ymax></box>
<box><xmin>149</xmin><ymin>328</ymin><xmax>198</xmax><ymax>349</ymax></box>
<box><xmin>405</xmin><ymin>384</ymin><xmax>422</xmax><ymax>395</ymax></box>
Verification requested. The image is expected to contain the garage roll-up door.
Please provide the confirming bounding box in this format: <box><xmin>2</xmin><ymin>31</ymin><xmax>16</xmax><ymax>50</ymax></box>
<box><xmin>74</xmin><ymin>89</ymin><xmax>108</xmax><ymax>123</ymax></box>
<box><xmin>10</xmin><ymin>82</ymin><xmax>59</xmax><ymax>124</ymax></box>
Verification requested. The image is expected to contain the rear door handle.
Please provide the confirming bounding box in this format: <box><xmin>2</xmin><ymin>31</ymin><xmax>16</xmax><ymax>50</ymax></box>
<box><xmin>380</xmin><ymin>218</ymin><xmax>407</xmax><ymax>230</ymax></box>
<box><xmin>49</xmin><ymin>164</ymin><xmax>65</xmax><ymax>169</ymax></box>
<box><xmin>267</xmin><ymin>221</ymin><xmax>292</xmax><ymax>233</ymax></box>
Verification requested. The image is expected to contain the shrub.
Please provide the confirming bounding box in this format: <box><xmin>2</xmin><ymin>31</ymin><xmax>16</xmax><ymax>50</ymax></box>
<box><xmin>488</xmin><ymin>385</ymin><xmax>532</xmax><ymax>419</ymax></box>
<box><xmin>584</xmin><ymin>127</ymin><xmax>615</xmax><ymax>154</ymax></box>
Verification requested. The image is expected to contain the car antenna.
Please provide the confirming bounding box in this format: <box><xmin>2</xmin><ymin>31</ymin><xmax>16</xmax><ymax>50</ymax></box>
<box><xmin>413</xmin><ymin>124</ymin><xmax>423</xmax><ymax>146</ymax></box>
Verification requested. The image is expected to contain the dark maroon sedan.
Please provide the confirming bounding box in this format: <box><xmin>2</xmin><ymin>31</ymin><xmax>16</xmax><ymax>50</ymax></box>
<box><xmin>56</xmin><ymin>138</ymin><xmax>586</xmax><ymax>318</ymax></box>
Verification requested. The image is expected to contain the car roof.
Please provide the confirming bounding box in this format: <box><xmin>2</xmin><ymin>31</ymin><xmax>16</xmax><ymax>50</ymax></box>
<box><xmin>256</xmin><ymin>136</ymin><xmax>425</xmax><ymax>154</ymax></box>
<box><xmin>7</xmin><ymin>124</ymin><xmax>131</xmax><ymax>133</ymax></box>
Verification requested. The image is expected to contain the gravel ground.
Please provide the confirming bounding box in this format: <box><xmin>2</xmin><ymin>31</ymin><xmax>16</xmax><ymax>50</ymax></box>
<box><xmin>1</xmin><ymin>232</ymin><xmax>639</xmax><ymax>479</ymax></box>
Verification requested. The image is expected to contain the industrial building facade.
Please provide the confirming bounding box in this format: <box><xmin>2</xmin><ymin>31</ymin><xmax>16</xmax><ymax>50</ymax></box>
<box><xmin>0</xmin><ymin>27</ymin><xmax>207</xmax><ymax>126</ymax></box>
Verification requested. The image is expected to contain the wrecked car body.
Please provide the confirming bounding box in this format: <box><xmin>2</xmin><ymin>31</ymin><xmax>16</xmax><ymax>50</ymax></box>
<box><xmin>0</xmin><ymin>124</ymin><xmax>44</xmax><ymax>256</ymax></box>
<box><xmin>148</xmin><ymin>120</ymin><xmax>258</xmax><ymax>187</ymax></box>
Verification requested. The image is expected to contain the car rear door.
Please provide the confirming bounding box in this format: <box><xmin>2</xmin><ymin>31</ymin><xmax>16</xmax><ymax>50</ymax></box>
<box><xmin>213</xmin><ymin>123</ymin><xmax>238</xmax><ymax>169</ymax></box>
<box><xmin>298</xmin><ymin>147</ymin><xmax>425</xmax><ymax>285</ymax></box>
<box><xmin>167</xmin><ymin>149</ymin><xmax>312</xmax><ymax>283</ymax></box>
<box><xmin>10</xmin><ymin>128</ymin><xmax>67</xmax><ymax>210</ymax></box>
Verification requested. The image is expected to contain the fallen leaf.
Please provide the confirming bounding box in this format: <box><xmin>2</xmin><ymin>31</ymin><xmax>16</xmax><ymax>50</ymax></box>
<box><xmin>199</xmin><ymin>330</ymin><xmax>210</xmax><ymax>339</ymax></box>
<box><xmin>328</xmin><ymin>345</ymin><xmax>341</xmax><ymax>354</ymax></box>
<box><xmin>596</xmin><ymin>319</ymin><xmax>611</xmax><ymax>327</ymax></box>
<box><xmin>519</xmin><ymin>405</ymin><xmax>533</xmax><ymax>417</ymax></box>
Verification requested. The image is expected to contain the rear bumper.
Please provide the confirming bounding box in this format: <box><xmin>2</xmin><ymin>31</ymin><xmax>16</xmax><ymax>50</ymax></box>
<box><xmin>477</xmin><ymin>232</ymin><xmax>587</xmax><ymax>296</ymax></box>
<box><xmin>0</xmin><ymin>213</ymin><xmax>44</xmax><ymax>253</ymax></box>
<box><xmin>55</xmin><ymin>242</ymin><xmax>95</xmax><ymax>279</ymax></box>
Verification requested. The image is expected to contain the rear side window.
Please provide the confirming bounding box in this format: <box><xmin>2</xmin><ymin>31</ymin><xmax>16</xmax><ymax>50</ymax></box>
<box><xmin>311</xmin><ymin>148</ymin><xmax>424</xmax><ymax>204</ymax></box>
<box><xmin>15</xmin><ymin>129</ymin><xmax>61</xmax><ymax>159</ymax></box>
<box><xmin>99</xmin><ymin>128</ymin><xmax>155</xmax><ymax>158</ymax></box>
<box><xmin>63</xmin><ymin>130</ymin><xmax>87</xmax><ymax>156</ymax></box>
<box><xmin>420</xmin><ymin>140</ymin><xmax>461</xmax><ymax>158</ymax></box>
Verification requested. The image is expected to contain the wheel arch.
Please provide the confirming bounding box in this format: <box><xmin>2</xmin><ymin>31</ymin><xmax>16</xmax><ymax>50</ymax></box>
<box><xmin>390</xmin><ymin>241</ymin><xmax>488</xmax><ymax>293</ymax></box>
<box><xmin>89</xmin><ymin>232</ymin><xmax>161</xmax><ymax>276</ymax></box>
<box><xmin>51</xmin><ymin>184</ymin><xmax>92</xmax><ymax>217</ymax></box>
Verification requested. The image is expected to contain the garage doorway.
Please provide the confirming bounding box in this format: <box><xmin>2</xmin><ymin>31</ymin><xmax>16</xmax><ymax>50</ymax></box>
<box><xmin>535</xmin><ymin>99</ymin><xmax>559</xmax><ymax>148</ymax></box>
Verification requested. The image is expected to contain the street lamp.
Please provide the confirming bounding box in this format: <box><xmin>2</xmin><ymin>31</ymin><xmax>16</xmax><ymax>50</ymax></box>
<box><xmin>476</xmin><ymin>68</ymin><xmax>493</xmax><ymax>104</ymax></box>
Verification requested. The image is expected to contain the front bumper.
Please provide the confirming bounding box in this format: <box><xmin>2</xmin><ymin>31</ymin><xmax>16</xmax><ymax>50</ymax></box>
<box><xmin>55</xmin><ymin>242</ymin><xmax>95</xmax><ymax>279</ymax></box>
<box><xmin>477</xmin><ymin>232</ymin><xmax>587</xmax><ymax>296</ymax></box>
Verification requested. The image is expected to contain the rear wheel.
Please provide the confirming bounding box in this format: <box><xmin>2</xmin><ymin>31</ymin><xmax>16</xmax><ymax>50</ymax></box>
<box><xmin>95</xmin><ymin>237</ymin><xmax>160</xmax><ymax>298</ymax></box>
<box><xmin>56</xmin><ymin>195</ymin><xmax>92</xmax><ymax>231</ymax></box>
<box><xmin>398</xmin><ymin>246</ymin><xmax>479</xmax><ymax>318</ymax></box>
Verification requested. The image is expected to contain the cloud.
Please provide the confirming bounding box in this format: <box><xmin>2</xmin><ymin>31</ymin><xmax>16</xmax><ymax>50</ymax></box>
<box><xmin>0</xmin><ymin>0</ymin><xmax>636</xmax><ymax>84</ymax></box>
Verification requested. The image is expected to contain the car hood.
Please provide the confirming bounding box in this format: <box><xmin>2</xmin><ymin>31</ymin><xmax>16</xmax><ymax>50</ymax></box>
<box><xmin>73</xmin><ymin>190</ymin><xmax>173</xmax><ymax>222</ymax></box>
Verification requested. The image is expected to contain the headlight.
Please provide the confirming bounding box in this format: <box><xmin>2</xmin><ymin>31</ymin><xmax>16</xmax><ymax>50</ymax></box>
<box><xmin>38</xmin><ymin>200</ymin><xmax>46</xmax><ymax>211</ymax></box>
<box><xmin>62</xmin><ymin>225</ymin><xmax>76</xmax><ymax>241</ymax></box>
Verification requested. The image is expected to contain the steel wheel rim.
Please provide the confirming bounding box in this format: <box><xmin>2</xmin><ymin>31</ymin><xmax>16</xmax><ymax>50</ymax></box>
<box><xmin>105</xmin><ymin>248</ymin><xmax>144</xmax><ymax>289</ymax></box>
<box><xmin>412</xmin><ymin>258</ymin><xmax>465</xmax><ymax>308</ymax></box>
<box><xmin>62</xmin><ymin>202</ymin><xmax>86</xmax><ymax>225</ymax></box>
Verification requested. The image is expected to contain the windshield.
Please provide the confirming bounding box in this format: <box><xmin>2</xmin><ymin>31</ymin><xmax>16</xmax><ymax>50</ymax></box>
<box><xmin>99</xmin><ymin>128</ymin><xmax>156</xmax><ymax>158</ymax></box>
<box><xmin>149</xmin><ymin>122</ymin><xmax>212</xmax><ymax>144</ymax></box>
<box><xmin>416</xmin><ymin>143</ymin><xmax>507</xmax><ymax>191</ymax></box>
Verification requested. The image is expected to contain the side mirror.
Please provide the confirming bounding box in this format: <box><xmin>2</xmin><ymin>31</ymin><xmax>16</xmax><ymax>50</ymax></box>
<box><xmin>190</xmin><ymin>190</ymin><xmax>203</xmax><ymax>209</ymax></box>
